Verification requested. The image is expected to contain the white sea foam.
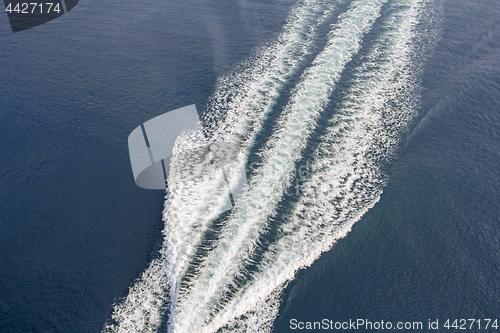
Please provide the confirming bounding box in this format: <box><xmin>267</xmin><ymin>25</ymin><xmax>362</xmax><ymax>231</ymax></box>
<box><xmin>103</xmin><ymin>256</ymin><xmax>168</xmax><ymax>333</ymax></box>
<box><xmin>104</xmin><ymin>0</ymin><xmax>442</xmax><ymax>331</ymax></box>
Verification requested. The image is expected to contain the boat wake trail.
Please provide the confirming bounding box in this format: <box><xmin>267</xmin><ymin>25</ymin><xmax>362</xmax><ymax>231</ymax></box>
<box><xmin>103</xmin><ymin>0</ymin><xmax>442</xmax><ymax>332</ymax></box>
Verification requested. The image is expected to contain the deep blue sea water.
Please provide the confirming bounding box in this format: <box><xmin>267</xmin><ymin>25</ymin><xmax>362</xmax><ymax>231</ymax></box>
<box><xmin>0</xmin><ymin>0</ymin><xmax>499</xmax><ymax>332</ymax></box>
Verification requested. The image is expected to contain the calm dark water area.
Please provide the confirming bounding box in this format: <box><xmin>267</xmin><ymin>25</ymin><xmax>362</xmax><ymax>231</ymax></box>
<box><xmin>0</xmin><ymin>0</ymin><xmax>499</xmax><ymax>332</ymax></box>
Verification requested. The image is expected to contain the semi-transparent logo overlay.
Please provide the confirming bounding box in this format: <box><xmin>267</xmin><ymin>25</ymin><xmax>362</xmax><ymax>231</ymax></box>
<box><xmin>128</xmin><ymin>105</ymin><xmax>248</xmax><ymax>213</ymax></box>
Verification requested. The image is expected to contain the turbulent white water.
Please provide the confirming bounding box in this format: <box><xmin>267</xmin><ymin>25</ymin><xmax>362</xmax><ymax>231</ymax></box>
<box><xmin>104</xmin><ymin>0</ymin><xmax>441</xmax><ymax>332</ymax></box>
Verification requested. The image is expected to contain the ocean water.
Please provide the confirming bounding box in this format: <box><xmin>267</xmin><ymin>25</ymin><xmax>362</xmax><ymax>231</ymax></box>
<box><xmin>0</xmin><ymin>0</ymin><xmax>499</xmax><ymax>332</ymax></box>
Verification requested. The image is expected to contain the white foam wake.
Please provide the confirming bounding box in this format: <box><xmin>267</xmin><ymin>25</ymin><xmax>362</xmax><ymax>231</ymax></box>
<box><xmin>169</xmin><ymin>0</ymin><xmax>389</xmax><ymax>332</ymax></box>
<box><xmin>103</xmin><ymin>1</ymin><xmax>344</xmax><ymax>332</ymax></box>
<box><xmin>104</xmin><ymin>0</ymin><xmax>442</xmax><ymax>331</ymax></box>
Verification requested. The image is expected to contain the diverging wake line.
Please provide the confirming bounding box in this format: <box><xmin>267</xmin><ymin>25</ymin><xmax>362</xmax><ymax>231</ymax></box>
<box><xmin>103</xmin><ymin>0</ymin><xmax>442</xmax><ymax>332</ymax></box>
